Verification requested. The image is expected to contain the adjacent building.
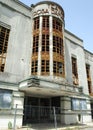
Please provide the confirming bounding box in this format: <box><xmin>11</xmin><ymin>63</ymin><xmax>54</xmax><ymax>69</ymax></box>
<box><xmin>0</xmin><ymin>0</ymin><xmax>93</xmax><ymax>128</ymax></box>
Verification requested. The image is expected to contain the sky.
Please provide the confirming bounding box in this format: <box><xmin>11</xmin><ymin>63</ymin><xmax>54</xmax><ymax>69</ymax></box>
<box><xmin>20</xmin><ymin>0</ymin><xmax>93</xmax><ymax>53</ymax></box>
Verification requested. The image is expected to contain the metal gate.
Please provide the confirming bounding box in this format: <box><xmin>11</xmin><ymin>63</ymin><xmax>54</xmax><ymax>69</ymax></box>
<box><xmin>23</xmin><ymin>105</ymin><xmax>60</xmax><ymax>125</ymax></box>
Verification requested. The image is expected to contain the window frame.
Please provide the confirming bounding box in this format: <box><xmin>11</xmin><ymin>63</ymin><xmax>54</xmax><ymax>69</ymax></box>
<box><xmin>42</xmin><ymin>16</ymin><xmax>49</xmax><ymax>30</ymax></box>
<box><xmin>0</xmin><ymin>89</ymin><xmax>12</xmax><ymax>109</ymax></box>
<box><xmin>41</xmin><ymin>60</ymin><xmax>49</xmax><ymax>75</ymax></box>
<box><xmin>53</xmin><ymin>61</ymin><xmax>63</xmax><ymax>76</ymax></box>
<box><xmin>34</xmin><ymin>17</ymin><xmax>39</xmax><ymax>30</ymax></box>
<box><xmin>71</xmin><ymin>57</ymin><xmax>78</xmax><ymax>85</ymax></box>
<box><xmin>86</xmin><ymin>64</ymin><xmax>92</xmax><ymax>94</ymax></box>
<box><xmin>53</xmin><ymin>35</ymin><xmax>63</xmax><ymax>55</ymax></box>
<box><xmin>31</xmin><ymin>60</ymin><xmax>38</xmax><ymax>75</ymax></box>
<box><xmin>0</xmin><ymin>25</ymin><xmax>10</xmax><ymax>72</ymax></box>
<box><xmin>53</xmin><ymin>17</ymin><xmax>62</xmax><ymax>32</ymax></box>
<box><xmin>33</xmin><ymin>35</ymin><xmax>39</xmax><ymax>54</ymax></box>
<box><xmin>42</xmin><ymin>34</ymin><xmax>49</xmax><ymax>52</ymax></box>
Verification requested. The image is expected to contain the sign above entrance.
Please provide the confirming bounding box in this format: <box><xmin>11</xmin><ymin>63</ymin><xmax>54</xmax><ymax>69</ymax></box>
<box><xmin>33</xmin><ymin>3</ymin><xmax>64</xmax><ymax>21</ymax></box>
<box><xmin>27</xmin><ymin>78</ymin><xmax>40</xmax><ymax>86</ymax></box>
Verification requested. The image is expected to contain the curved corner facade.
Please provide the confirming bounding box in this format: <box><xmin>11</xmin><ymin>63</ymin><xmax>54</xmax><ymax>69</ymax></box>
<box><xmin>31</xmin><ymin>1</ymin><xmax>65</xmax><ymax>79</ymax></box>
<box><xmin>0</xmin><ymin>0</ymin><xmax>93</xmax><ymax>129</ymax></box>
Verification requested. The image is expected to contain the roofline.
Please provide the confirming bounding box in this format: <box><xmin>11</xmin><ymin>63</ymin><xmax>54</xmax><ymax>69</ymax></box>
<box><xmin>13</xmin><ymin>0</ymin><xmax>31</xmax><ymax>10</ymax></box>
<box><xmin>0</xmin><ymin>0</ymin><xmax>31</xmax><ymax>18</ymax></box>
<box><xmin>84</xmin><ymin>49</ymin><xmax>93</xmax><ymax>55</ymax></box>
<box><xmin>65</xmin><ymin>29</ymin><xmax>83</xmax><ymax>42</ymax></box>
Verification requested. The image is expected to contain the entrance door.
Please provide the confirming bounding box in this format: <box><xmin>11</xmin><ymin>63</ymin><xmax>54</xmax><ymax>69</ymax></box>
<box><xmin>23</xmin><ymin>96</ymin><xmax>51</xmax><ymax>125</ymax></box>
<box><xmin>23</xmin><ymin>96</ymin><xmax>61</xmax><ymax>125</ymax></box>
<box><xmin>39</xmin><ymin>98</ymin><xmax>50</xmax><ymax>122</ymax></box>
<box><xmin>23</xmin><ymin>97</ymin><xmax>39</xmax><ymax>124</ymax></box>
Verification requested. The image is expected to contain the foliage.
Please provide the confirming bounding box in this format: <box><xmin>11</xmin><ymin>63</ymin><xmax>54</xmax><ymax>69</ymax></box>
<box><xmin>8</xmin><ymin>121</ymin><xmax>12</xmax><ymax>129</ymax></box>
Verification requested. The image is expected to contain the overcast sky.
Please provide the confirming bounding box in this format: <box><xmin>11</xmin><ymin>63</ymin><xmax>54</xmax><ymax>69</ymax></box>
<box><xmin>20</xmin><ymin>0</ymin><xmax>93</xmax><ymax>53</ymax></box>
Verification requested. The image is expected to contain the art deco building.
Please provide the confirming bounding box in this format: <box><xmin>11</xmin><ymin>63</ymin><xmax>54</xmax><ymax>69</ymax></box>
<box><xmin>0</xmin><ymin>0</ymin><xmax>93</xmax><ymax>128</ymax></box>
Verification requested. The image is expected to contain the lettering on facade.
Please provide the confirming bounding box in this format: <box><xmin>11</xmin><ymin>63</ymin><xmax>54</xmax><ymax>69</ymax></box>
<box><xmin>33</xmin><ymin>4</ymin><xmax>64</xmax><ymax>21</ymax></box>
<box><xmin>51</xmin><ymin>4</ymin><xmax>64</xmax><ymax>20</ymax></box>
<box><xmin>33</xmin><ymin>9</ymin><xmax>49</xmax><ymax>17</ymax></box>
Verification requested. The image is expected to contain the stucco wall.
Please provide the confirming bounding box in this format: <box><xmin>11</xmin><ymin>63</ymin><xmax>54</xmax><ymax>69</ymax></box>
<box><xmin>64</xmin><ymin>30</ymin><xmax>89</xmax><ymax>94</ymax></box>
<box><xmin>85</xmin><ymin>51</ymin><xmax>93</xmax><ymax>93</ymax></box>
<box><xmin>0</xmin><ymin>0</ymin><xmax>32</xmax><ymax>82</ymax></box>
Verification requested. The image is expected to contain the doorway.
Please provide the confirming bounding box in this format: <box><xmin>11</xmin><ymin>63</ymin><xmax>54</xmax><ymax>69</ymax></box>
<box><xmin>23</xmin><ymin>96</ymin><xmax>60</xmax><ymax>125</ymax></box>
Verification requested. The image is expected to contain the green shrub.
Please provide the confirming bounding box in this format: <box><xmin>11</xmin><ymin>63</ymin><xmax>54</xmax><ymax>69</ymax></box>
<box><xmin>8</xmin><ymin>121</ymin><xmax>12</xmax><ymax>129</ymax></box>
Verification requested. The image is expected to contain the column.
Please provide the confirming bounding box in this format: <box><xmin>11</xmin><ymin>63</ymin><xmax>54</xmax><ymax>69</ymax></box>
<box><xmin>38</xmin><ymin>16</ymin><xmax>42</xmax><ymax>76</ymax></box>
<box><xmin>49</xmin><ymin>16</ymin><xmax>53</xmax><ymax>76</ymax></box>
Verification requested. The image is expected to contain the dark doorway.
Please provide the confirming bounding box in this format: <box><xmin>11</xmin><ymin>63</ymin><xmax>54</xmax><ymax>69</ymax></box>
<box><xmin>23</xmin><ymin>96</ymin><xmax>60</xmax><ymax>125</ymax></box>
<box><xmin>23</xmin><ymin>96</ymin><xmax>51</xmax><ymax>125</ymax></box>
<box><xmin>51</xmin><ymin>97</ymin><xmax>60</xmax><ymax>107</ymax></box>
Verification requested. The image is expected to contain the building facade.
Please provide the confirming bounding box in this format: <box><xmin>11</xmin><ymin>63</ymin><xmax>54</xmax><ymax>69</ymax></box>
<box><xmin>0</xmin><ymin>0</ymin><xmax>93</xmax><ymax>128</ymax></box>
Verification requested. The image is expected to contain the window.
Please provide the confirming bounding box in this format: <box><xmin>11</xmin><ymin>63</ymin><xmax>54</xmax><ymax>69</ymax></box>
<box><xmin>34</xmin><ymin>17</ymin><xmax>39</xmax><ymax>30</ymax></box>
<box><xmin>41</xmin><ymin>60</ymin><xmax>49</xmax><ymax>74</ymax></box>
<box><xmin>53</xmin><ymin>36</ymin><xmax>63</xmax><ymax>55</ymax></box>
<box><xmin>71</xmin><ymin>57</ymin><xmax>78</xmax><ymax>85</ymax></box>
<box><xmin>86</xmin><ymin>64</ymin><xmax>90</xmax><ymax>79</ymax></box>
<box><xmin>88</xmin><ymin>81</ymin><xmax>92</xmax><ymax>93</ymax></box>
<box><xmin>33</xmin><ymin>35</ymin><xmax>39</xmax><ymax>54</ymax></box>
<box><xmin>53</xmin><ymin>17</ymin><xmax>62</xmax><ymax>32</ymax></box>
<box><xmin>53</xmin><ymin>61</ymin><xmax>63</xmax><ymax>75</ymax></box>
<box><xmin>42</xmin><ymin>16</ymin><xmax>49</xmax><ymax>30</ymax></box>
<box><xmin>72</xmin><ymin>57</ymin><xmax>78</xmax><ymax>77</ymax></box>
<box><xmin>31</xmin><ymin>60</ymin><xmax>38</xmax><ymax>75</ymax></box>
<box><xmin>42</xmin><ymin>34</ymin><xmax>49</xmax><ymax>52</ymax></box>
<box><xmin>53</xmin><ymin>36</ymin><xmax>64</xmax><ymax>77</ymax></box>
<box><xmin>41</xmin><ymin>16</ymin><xmax>50</xmax><ymax>76</ymax></box>
<box><xmin>52</xmin><ymin>17</ymin><xmax>65</xmax><ymax>77</ymax></box>
<box><xmin>32</xmin><ymin>17</ymin><xmax>39</xmax><ymax>75</ymax></box>
<box><xmin>0</xmin><ymin>89</ymin><xmax>12</xmax><ymax>109</ymax></box>
<box><xmin>86</xmin><ymin>64</ymin><xmax>92</xmax><ymax>94</ymax></box>
<box><xmin>72</xmin><ymin>98</ymin><xmax>87</xmax><ymax>110</ymax></box>
<box><xmin>0</xmin><ymin>26</ymin><xmax>10</xmax><ymax>72</ymax></box>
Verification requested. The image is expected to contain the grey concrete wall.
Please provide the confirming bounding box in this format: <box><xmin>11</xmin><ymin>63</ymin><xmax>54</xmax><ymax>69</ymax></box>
<box><xmin>0</xmin><ymin>1</ymin><xmax>32</xmax><ymax>83</ymax></box>
<box><xmin>64</xmin><ymin>31</ymin><xmax>89</xmax><ymax>94</ymax></box>
<box><xmin>0</xmin><ymin>81</ymin><xmax>24</xmax><ymax>129</ymax></box>
<box><xmin>85</xmin><ymin>51</ymin><xmax>93</xmax><ymax>93</ymax></box>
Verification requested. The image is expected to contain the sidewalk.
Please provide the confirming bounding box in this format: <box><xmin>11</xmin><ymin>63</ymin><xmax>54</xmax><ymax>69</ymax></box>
<box><xmin>14</xmin><ymin>122</ymin><xmax>93</xmax><ymax>130</ymax></box>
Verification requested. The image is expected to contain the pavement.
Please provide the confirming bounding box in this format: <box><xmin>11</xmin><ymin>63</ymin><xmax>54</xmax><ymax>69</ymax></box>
<box><xmin>1</xmin><ymin>122</ymin><xmax>93</xmax><ymax>130</ymax></box>
<box><xmin>15</xmin><ymin>122</ymin><xmax>93</xmax><ymax>130</ymax></box>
